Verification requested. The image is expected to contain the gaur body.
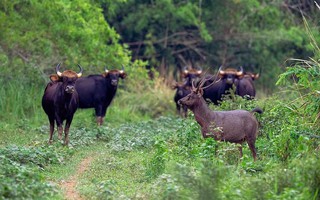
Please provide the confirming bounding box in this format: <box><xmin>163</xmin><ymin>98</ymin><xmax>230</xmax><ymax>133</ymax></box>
<box><xmin>42</xmin><ymin>64</ymin><xmax>83</xmax><ymax>145</ymax></box>
<box><xmin>172</xmin><ymin>82</ymin><xmax>191</xmax><ymax>117</ymax></box>
<box><xmin>75</xmin><ymin>67</ymin><xmax>127</xmax><ymax>125</ymax></box>
<box><xmin>201</xmin><ymin>67</ymin><xmax>243</xmax><ymax>105</ymax></box>
<box><xmin>236</xmin><ymin>72</ymin><xmax>260</xmax><ymax>99</ymax></box>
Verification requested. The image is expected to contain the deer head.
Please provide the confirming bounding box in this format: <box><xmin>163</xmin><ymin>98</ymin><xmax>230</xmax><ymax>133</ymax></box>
<box><xmin>178</xmin><ymin>75</ymin><xmax>217</xmax><ymax>108</ymax></box>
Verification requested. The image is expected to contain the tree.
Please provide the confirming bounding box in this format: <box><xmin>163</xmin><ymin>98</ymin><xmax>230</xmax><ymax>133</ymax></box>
<box><xmin>102</xmin><ymin>0</ymin><xmax>212</xmax><ymax>78</ymax></box>
<box><xmin>102</xmin><ymin>0</ymin><xmax>320</xmax><ymax>93</ymax></box>
<box><xmin>0</xmin><ymin>0</ymin><xmax>131</xmax><ymax>81</ymax></box>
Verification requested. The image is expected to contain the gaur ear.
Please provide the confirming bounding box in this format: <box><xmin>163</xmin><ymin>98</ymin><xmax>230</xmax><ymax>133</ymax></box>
<box><xmin>49</xmin><ymin>74</ymin><xmax>60</xmax><ymax>82</ymax></box>
<box><xmin>237</xmin><ymin>74</ymin><xmax>244</xmax><ymax>78</ymax></box>
<box><xmin>120</xmin><ymin>72</ymin><xmax>127</xmax><ymax>79</ymax></box>
<box><xmin>253</xmin><ymin>73</ymin><xmax>259</xmax><ymax>80</ymax></box>
<box><xmin>181</xmin><ymin>72</ymin><xmax>187</xmax><ymax>78</ymax></box>
<box><xmin>171</xmin><ymin>84</ymin><xmax>177</xmax><ymax>89</ymax></box>
<box><xmin>102</xmin><ymin>72</ymin><xmax>109</xmax><ymax>77</ymax></box>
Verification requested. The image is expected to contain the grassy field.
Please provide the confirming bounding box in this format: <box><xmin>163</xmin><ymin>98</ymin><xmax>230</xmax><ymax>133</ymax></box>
<box><xmin>0</xmin><ymin>67</ymin><xmax>320</xmax><ymax>199</ymax></box>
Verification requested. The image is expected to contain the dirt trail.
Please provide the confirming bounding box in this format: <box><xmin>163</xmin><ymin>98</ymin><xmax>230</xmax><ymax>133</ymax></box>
<box><xmin>60</xmin><ymin>156</ymin><xmax>93</xmax><ymax>200</ymax></box>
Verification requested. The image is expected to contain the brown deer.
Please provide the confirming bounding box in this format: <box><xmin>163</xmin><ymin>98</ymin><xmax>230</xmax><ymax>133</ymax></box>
<box><xmin>178</xmin><ymin>77</ymin><xmax>263</xmax><ymax>161</ymax></box>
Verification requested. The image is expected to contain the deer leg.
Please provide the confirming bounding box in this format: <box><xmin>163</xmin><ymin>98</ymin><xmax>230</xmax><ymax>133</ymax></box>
<box><xmin>238</xmin><ymin>145</ymin><xmax>243</xmax><ymax>158</ymax></box>
<box><xmin>247</xmin><ymin>141</ymin><xmax>257</xmax><ymax>161</ymax></box>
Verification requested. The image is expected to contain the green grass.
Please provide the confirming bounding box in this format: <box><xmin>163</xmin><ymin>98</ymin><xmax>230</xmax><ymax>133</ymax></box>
<box><xmin>0</xmin><ymin>70</ymin><xmax>319</xmax><ymax>199</ymax></box>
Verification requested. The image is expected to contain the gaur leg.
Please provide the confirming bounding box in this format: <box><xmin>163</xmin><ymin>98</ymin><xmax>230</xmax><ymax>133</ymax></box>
<box><xmin>100</xmin><ymin>117</ymin><xmax>105</xmax><ymax>125</ymax></box>
<box><xmin>55</xmin><ymin>114</ymin><xmax>63</xmax><ymax>140</ymax></box>
<box><xmin>64</xmin><ymin>117</ymin><xmax>74</xmax><ymax>146</ymax></box>
<box><xmin>100</xmin><ymin>107</ymin><xmax>108</xmax><ymax>126</ymax></box>
<box><xmin>95</xmin><ymin>106</ymin><xmax>104</xmax><ymax>126</ymax></box>
<box><xmin>176</xmin><ymin>103</ymin><xmax>181</xmax><ymax>116</ymax></box>
<box><xmin>96</xmin><ymin>116</ymin><xmax>102</xmax><ymax>126</ymax></box>
<box><xmin>48</xmin><ymin>117</ymin><xmax>55</xmax><ymax>144</ymax></box>
<box><xmin>182</xmin><ymin>105</ymin><xmax>188</xmax><ymax>118</ymax></box>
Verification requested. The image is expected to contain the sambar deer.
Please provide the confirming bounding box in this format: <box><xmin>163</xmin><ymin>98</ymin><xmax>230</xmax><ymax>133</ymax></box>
<box><xmin>178</xmin><ymin>76</ymin><xmax>263</xmax><ymax>161</ymax></box>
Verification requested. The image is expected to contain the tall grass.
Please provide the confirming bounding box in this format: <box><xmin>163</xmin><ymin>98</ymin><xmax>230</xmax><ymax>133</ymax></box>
<box><xmin>0</xmin><ymin>69</ymin><xmax>176</xmax><ymax>127</ymax></box>
<box><xmin>0</xmin><ymin>78</ymin><xmax>45</xmax><ymax>124</ymax></box>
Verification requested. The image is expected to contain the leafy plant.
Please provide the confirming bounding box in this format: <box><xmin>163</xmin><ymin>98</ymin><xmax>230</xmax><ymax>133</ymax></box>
<box><xmin>0</xmin><ymin>147</ymin><xmax>63</xmax><ymax>199</ymax></box>
<box><xmin>145</xmin><ymin>140</ymin><xmax>167</xmax><ymax>180</ymax></box>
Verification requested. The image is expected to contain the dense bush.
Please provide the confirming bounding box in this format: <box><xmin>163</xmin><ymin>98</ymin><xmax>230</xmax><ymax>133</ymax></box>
<box><xmin>0</xmin><ymin>145</ymin><xmax>69</xmax><ymax>199</ymax></box>
<box><xmin>0</xmin><ymin>156</ymin><xmax>57</xmax><ymax>199</ymax></box>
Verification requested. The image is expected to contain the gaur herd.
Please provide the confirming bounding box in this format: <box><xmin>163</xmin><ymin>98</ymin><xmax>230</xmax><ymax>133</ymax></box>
<box><xmin>42</xmin><ymin>63</ymin><xmax>262</xmax><ymax>160</ymax></box>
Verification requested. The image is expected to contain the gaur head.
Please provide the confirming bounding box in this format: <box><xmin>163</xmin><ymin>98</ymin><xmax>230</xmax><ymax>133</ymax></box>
<box><xmin>181</xmin><ymin>66</ymin><xmax>202</xmax><ymax>85</ymax></box>
<box><xmin>243</xmin><ymin>72</ymin><xmax>260</xmax><ymax>81</ymax></box>
<box><xmin>172</xmin><ymin>82</ymin><xmax>191</xmax><ymax>96</ymax></box>
<box><xmin>102</xmin><ymin>65</ymin><xmax>127</xmax><ymax>87</ymax></box>
<box><xmin>50</xmin><ymin>63</ymin><xmax>83</xmax><ymax>94</ymax></box>
<box><xmin>218</xmin><ymin>66</ymin><xmax>244</xmax><ymax>85</ymax></box>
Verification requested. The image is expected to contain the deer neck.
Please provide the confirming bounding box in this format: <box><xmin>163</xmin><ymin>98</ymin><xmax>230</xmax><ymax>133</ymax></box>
<box><xmin>190</xmin><ymin>99</ymin><xmax>213</xmax><ymax>128</ymax></box>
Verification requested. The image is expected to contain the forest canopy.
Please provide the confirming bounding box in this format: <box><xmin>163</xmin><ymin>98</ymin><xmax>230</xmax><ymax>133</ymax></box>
<box><xmin>0</xmin><ymin>0</ymin><xmax>320</xmax><ymax>93</ymax></box>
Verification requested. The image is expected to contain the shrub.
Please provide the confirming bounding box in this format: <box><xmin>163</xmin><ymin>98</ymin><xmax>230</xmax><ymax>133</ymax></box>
<box><xmin>0</xmin><ymin>151</ymin><xmax>60</xmax><ymax>199</ymax></box>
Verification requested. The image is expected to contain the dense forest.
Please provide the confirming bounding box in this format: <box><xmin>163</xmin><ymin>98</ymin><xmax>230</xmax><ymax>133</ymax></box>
<box><xmin>0</xmin><ymin>0</ymin><xmax>319</xmax><ymax>199</ymax></box>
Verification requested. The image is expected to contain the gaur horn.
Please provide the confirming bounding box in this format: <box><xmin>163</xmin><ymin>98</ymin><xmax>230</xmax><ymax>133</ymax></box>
<box><xmin>236</xmin><ymin>66</ymin><xmax>244</xmax><ymax>76</ymax></box>
<box><xmin>183</xmin><ymin>66</ymin><xmax>189</xmax><ymax>74</ymax></box>
<box><xmin>254</xmin><ymin>67</ymin><xmax>261</xmax><ymax>79</ymax></box>
<box><xmin>196</xmin><ymin>66</ymin><xmax>202</xmax><ymax>74</ymax></box>
<box><xmin>77</xmin><ymin>64</ymin><xmax>83</xmax><ymax>77</ymax></box>
<box><xmin>120</xmin><ymin>65</ymin><xmax>125</xmax><ymax>74</ymax></box>
<box><xmin>56</xmin><ymin>63</ymin><xmax>62</xmax><ymax>77</ymax></box>
<box><xmin>252</xmin><ymin>73</ymin><xmax>259</xmax><ymax>79</ymax></box>
<box><xmin>218</xmin><ymin>66</ymin><xmax>225</xmax><ymax>75</ymax></box>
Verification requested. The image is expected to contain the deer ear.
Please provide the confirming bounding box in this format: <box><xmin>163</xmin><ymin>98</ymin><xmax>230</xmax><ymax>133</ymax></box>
<box><xmin>198</xmin><ymin>88</ymin><xmax>204</xmax><ymax>96</ymax></box>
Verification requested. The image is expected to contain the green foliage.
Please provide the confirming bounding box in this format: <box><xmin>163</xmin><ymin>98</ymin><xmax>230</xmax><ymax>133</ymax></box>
<box><xmin>0</xmin><ymin>78</ymin><xmax>44</xmax><ymax>122</ymax></box>
<box><xmin>277</xmin><ymin>58</ymin><xmax>320</xmax><ymax>122</ymax></box>
<box><xmin>0</xmin><ymin>2</ymin><xmax>320</xmax><ymax>199</ymax></box>
<box><xmin>103</xmin><ymin>0</ymin><xmax>320</xmax><ymax>94</ymax></box>
<box><xmin>0</xmin><ymin>145</ymin><xmax>70</xmax><ymax>199</ymax></box>
<box><xmin>0</xmin><ymin>0</ymin><xmax>131</xmax><ymax>78</ymax></box>
<box><xmin>0</xmin><ymin>156</ymin><xmax>58</xmax><ymax>199</ymax></box>
<box><xmin>145</xmin><ymin>140</ymin><xmax>167</xmax><ymax>180</ymax></box>
<box><xmin>0</xmin><ymin>145</ymin><xmax>66</xmax><ymax>169</ymax></box>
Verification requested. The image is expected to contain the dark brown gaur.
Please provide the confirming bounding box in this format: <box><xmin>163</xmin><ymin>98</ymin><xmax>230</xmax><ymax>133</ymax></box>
<box><xmin>75</xmin><ymin>65</ymin><xmax>127</xmax><ymax>125</ymax></box>
<box><xmin>236</xmin><ymin>71</ymin><xmax>260</xmax><ymax>99</ymax></box>
<box><xmin>181</xmin><ymin>66</ymin><xmax>203</xmax><ymax>87</ymax></box>
<box><xmin>42</xmin><ymin>63</ymin><xmax>83</xmax><ymax>145</ymax></box>
<box><xmin>178</xmin><ymin>76</ymin><xmax>263</xmax><ymax>161</ymax></box>
<box><xmin>172</xmin><ymin>81</ymin><xmax>191</xmax><ymax>118</ymax></box>
<box><xmin>201</xmin><ymin>66</ymin><xmax>243</xmax><ymax>105</ymax></box>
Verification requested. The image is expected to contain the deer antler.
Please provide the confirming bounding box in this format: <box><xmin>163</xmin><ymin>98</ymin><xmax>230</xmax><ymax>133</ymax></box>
<box><xmin>192</xmin><ymin>74</ymin><xmax>220</xmax><ymax>93</ymax></box>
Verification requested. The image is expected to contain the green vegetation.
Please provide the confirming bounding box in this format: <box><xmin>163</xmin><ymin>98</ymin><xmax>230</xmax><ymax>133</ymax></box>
<box><xmin>0</xmin><ymin>0</ymin><xmax>320</xmax><ymax>200</ymax></box>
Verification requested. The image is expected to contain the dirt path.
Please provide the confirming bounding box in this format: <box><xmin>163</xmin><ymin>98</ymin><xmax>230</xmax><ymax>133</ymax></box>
<box><xmin>60</xmin><ymin>156</ymin><xmax>93</xmax><ymax>200</ymax></box>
